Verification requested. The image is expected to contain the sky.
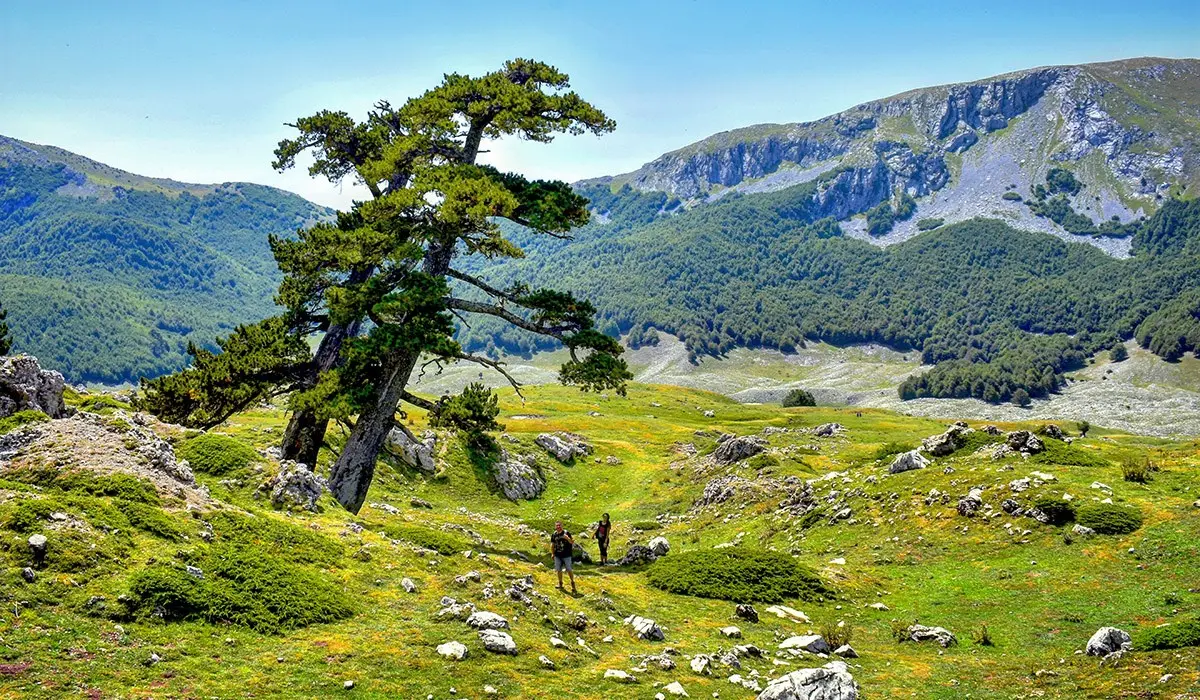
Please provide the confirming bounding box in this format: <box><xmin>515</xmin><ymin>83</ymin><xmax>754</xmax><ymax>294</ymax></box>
<box><xmin>2</xmin><ymin>0</ymin><xmax>1199</xmax><ymax>209</ymax></box>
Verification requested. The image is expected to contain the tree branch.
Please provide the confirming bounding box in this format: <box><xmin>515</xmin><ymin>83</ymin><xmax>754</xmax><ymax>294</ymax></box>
<box><xmin>399</xmin><ymin>389</ymin><xmax>437</xmax><ymax>412</ymax></box>
<box><xmin>445</xmin><ymin>298</ymin><xmax>575</xmax><ymax>339</ymax></box>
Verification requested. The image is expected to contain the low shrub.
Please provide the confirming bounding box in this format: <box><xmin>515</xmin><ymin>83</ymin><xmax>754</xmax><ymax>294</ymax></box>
<box><xmin>0</xmin><ymin>410</ymin><xmax>49</xmax><ymax>436</ymax></box>
<box><xmin>1002</xmin><ymin>191</ymin><xmax>1023</xmax><ymax>201</ymax></box>
<box><xmin>125</xmin><ymin>544</ymin><xmax>355</xmax><ymax>633</ymax></box>
<box><xmin>781</xmin><ymin>389</ymin><xmax>816</xmax><ymax>408</ymax></box>
<box><xmin>973</xmin><ymin>624</ymin><xmax>995</xmax><ymax>646</ymax></box>
<box><xmin>114</xmin><ymin>500</ymin><xmax>187</xmax><ymax>541</ymax></box>
<box><xmin>646</xmin><ymin>548</ymin><xmax>829</xmax><ymax>603</ymax></box>
<box><xmin>1076</xmin><ymin>503</ymin><xmax>1143</xmax><ymax>535</ymax></box>
<box><xmin>1135</xmin><ymin>618</ymin><xmax>1200</xmax><ymax>650</ymax></box>
<box><xmin>1</xmin><ymin>497</ymin><xmax>61</xmax><ymax>532</ymax></box>
<box><xmin>916</xmin><ymin>217</ymin><xmax>944</xmax><ymax>231</ymax></box>
<box><xmin>1121</xmin><ymin>457</ymin><xmax>1152</xmax><ymax>483</ymax></box>
<box><xmin>820</xmin><ymin>621</ymin><xmax>853</xmax><ymax>649</ymax></box>
<box><xmin>1030</xmin><ymin>440</ymin><xmax>1109</xmax><ymax>468</ymax></box>
<box><xmin>747</xmin><ymin>454</ymin><xmax>779</xmax><ymax>470</ymax></box>
<box><xmin>872</xmin><ymin>442</ymin><xmax>913</xmax><ymax>461</ymax></box>
<box><xmin>176</xmin><ymin>433</ymin><xmax>261</xmax><ymax>476</ymax></box>
<box><xmin>76</xmin><ymin>395</ymin><xmax>129</xmax><ymax>414</ymax></box>
<box><xmin>383</xmin><ymin>523</ymin><xmax>469</xmax><ymax>556</ymax></box>
<box><xmin>1031</xmin><ymin>496</ymin><xmax>1076</xmax><ymax>526</ymax></box>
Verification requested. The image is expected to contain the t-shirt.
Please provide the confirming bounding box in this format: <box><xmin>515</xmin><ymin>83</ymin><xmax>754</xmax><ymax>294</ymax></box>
<box><xmin>595</xmin><ymin>522</ymin><xmax>610</xmax><ymax>541</ymax></box>
<box><xmin>551</xmin><ymin>531</ymin><xmax>573</xmax><ymax>558</ymax></box>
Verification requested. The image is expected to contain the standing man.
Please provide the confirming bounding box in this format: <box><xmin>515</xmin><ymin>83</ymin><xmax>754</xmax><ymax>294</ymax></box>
<box><xmin>551</xmin><ymin>521</ymin><xmax>577</xmax><ymax>594</ymax></box>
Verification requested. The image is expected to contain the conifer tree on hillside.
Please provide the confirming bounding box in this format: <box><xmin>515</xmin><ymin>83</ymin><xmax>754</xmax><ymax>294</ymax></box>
<box><xmin>0</xmin><ymin>302</ymin><xmax>11</xmax><ymax>356</ymax></box>
<box><xmin>138</xmin><ymin>59</ymin><xmax>631</xmax><ymax>512</ymax></box>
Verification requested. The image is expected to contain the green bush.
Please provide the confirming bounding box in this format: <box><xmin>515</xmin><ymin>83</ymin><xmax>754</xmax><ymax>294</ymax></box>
<box><xmin>1121</xmin><ymin>457</ymin><xmax>1151</xmax><ymax>483</ymax></box>
<box><xmin>1030</xmin><ymin>440</ymin><xmax>1110</xmax><ymax>468</ymax></box>
<box><xmin>1110</xmin><ymin>342</ymin><xmax>1128</xmax><ymax>362</ymax></box>
<box><xmin>781</xmin><ymin>388</ymin><xmax>816</xmax><ymax>407</ymax></box>
<box><xmin>176</xmin><ymin>433</ymin><xmax>261</xmax><ymax>476</ymax></box>
<box><xmin>871</xmin><ymin>442</ymin><xmax>914</xmax><ymax>461</ymax></box>
<box><xmin>1031</xmin><ymin>495</ymin><xmax>1076</xmax><ymax>525</ymax></box>
<box><xmin>1046</xmin><ymin>167</ymin><xmax>1083</xmax><ymax>196</ymax></box>
<box><xmin>126</xmin><ymin>544</ymin><xmax>355</xmax><ymax>633</ymax></box>
<box><xmin>916</xmin><ymin>217</ymin><xmax>944</xmax><ymax>231</ymax></box>
<box><xmin>383</xmin><ymin>523</ymin><xmax>468</xmax><ymax>556</ymax></box>
<box><xmin>1002</xmin><ymin>191</ymin><xmax>1023</xmax><ymax>201</ymax></box>
<box><xmin>1076</xmin><ymin>504</ymin><xmax>1143</xmax><ymax>535</ymax></box>
<box><xmin>1</xmin><ymin>497</ymin><xmax>61</xmax><ymax>532</ymax></box>
<box><xmin>747</xmin><ymin>454</ymin><xmax>780</xmax><ymax>470</ymax></box>
<box><xmin>646</xmin><ymin>548</ymin><xmax>829</xmax><ymax>603</ymax></box>
<box><xmin>0</xmin><ymin>410</ymin><xmax>49</xmax><ymax>436</ymax></box>
<box><xmin>76</xmin><ymin>395</ymin><xmax>129</xmax><ymax>414</ymax></box>
<box><xmin>1135</xmin><ymin>618</ymin><xmax>1200</xmax><ymax>650</ymax></box>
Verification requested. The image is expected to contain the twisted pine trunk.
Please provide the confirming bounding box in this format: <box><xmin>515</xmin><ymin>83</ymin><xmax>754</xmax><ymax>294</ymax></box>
<box><xmin>327</xmin><ymin>350</ymin><xmax>420</xmax><ymax>513</ymax></box>
<box><xmin>280</xmin><ymin>317</ymin><xmax>363</xmax><ymax>468</ymax></box>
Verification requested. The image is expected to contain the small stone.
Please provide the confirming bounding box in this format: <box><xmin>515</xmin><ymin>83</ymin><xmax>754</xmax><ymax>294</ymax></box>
<box><xmin>539</xmin><ymin>654</ymin><xmax>555</xmax><ymax>668</ymax></box>
<box><xmin>20</xmin><ymin>567</ymin><xmax>35</xmax><ymax>583</ymax></box>
<box><xmin>343</xmin><ymin>680</ymin><xmax>355</xmax><ymax>690</ymax></box>
<box><xmin>720</xmin><ymin>626</ymin><xmax>742</xmax><ymax>639</ymax></box>
<box><xmin>664</xmin><ymin>681</ymin><xmax>689</xmax><ymax>696</ymax></box>
<box><xmin>833</xmin><ymin>644</ymin><xmax>858</xmax><ymax>658</ymax></box>
<box><xmin>437</xmin><ymin>641</ymin><xmax>468</xmax><ymax>660</ymax></box>
<box><xmin>401</xmin><ymin>577</ymin><xmax>418</xmax><ymax>593</ymax></box>
<box><xmin>604</xmin><ymin>669</ymin><xmax>637</xmax><ymax>683</ymax></box>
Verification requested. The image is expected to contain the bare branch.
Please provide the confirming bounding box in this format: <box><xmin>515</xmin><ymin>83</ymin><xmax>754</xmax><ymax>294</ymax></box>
<box><xmin>450</xmin><ymin>351</ymin><xmax>525</xmax><ymax>401</ymax></box>
<box><xmin>445</xmin><ymin>298</ymin><xmax>575</xmax><ymax>339</ymax></box>
<box><xmin>447</xmin><ymin>269</ymin><xmax>519</xmax><ymax>304</ymax></box>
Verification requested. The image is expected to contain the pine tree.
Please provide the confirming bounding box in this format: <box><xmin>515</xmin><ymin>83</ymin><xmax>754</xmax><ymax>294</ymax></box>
<box><xmin>139</xmin><ymin>58</ymin><xmax>631</xmax><ymax>512</ymax></box>
<box><xmin>0</xmin><ymin>302</ymin><xmax>10</xmax><ymax>356</ymax></box>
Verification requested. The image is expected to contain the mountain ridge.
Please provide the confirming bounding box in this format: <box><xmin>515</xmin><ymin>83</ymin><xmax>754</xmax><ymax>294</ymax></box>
<box><xmin>0</xmin><ymin>135</ymin><xmax>332</xmax><ymax>384</ymax></box>
<box><xmin>581</xmin><ymin>56</ymin><xmax>1200</xmax><ymax>254</ymax></box>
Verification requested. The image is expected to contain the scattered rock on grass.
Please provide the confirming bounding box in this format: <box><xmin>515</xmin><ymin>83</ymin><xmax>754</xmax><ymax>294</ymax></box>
<box><xmin>479</xmin><ymin>629</ymin><xmax>517</xmax><ymax>655</ymax></box>
<box><xmin>437</xmin><ymin>641</ymin><xmax>468</xmax><ymax>660</ymax></box>
<box><xmin>466</xmin><ymin>611</ymin><xmax>509</xmax><ymax>630</ymax></box>
<box><xmin>779</xmin><ymin>635</ymin><xmax>831</xmax><ymax>654</ymax></box>
<box><xmin>535</xmin><ymin>433</ymin><xmax>592</xmax><ymax>462</ymax></box>
<box><xmin>758</xmin><ymin>660</ymin><xmax>859</xmax><ymax>700</ymax></box>
<box><xmin>625</xmin><ymin>614</ymin><xmax>665</xmax><ymax>641</ymax></box>
<box><xmin>735</xmin><ymin>604</ymin><xmax>759</xmax><ymax>623</ymax></box>
<box><xmin>1085</xmin><ymin>627</ymin><xmax>1131</xmax><ymax>657</ymax></box>
<box><xmin>888</xmin><ymin>450</ymin><xmax>929</xmax><ymax>474</ymax></box>
<box><xmin>713</xmin><ymin>435</ymin><xmax>767</xmax><ymax>464</ymax></box>
<box><xmin>604</xmin><ymin>669</ymin><xmax>636</xmax><ymax>683</ymax></box>
<box><xmin>906</xmin><ymin>624</ymin><xmax>957</xmax><ymax>647</ymax></box>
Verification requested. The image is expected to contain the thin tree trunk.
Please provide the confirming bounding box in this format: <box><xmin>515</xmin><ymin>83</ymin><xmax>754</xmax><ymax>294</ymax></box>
<box><xmin>280</xmin><ymin>315</ymin><xmax>364</xmax><ymax>466</ymax></box>
<box><xmin>327</xmin><ymin>349</ymin><xmax>419</xmax><ymax>513</ymax></box>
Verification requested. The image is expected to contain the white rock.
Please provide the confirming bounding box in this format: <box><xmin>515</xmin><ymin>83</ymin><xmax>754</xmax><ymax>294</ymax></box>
<box><xmin>720</xmin><ymin>626</ymin><xmax>742</xmax><ymax>639</ymax></box>
<box><xmin>779</xmin><ymin>635</ymin><xmax>830</xmax><ymax>654</ymax></box>
<box><xmin>604</xmin><ymin>669</ymin><xmax>637</xmax><ymax>683</ymax></box>
<box><xmin>764</xmin><ymin>605</ymin><xmax>810</xmax><ymax>623</ymax></box>
<box><xmin>648</xmin><ymin>536</ymin><xmax>671</xmax><ymax>557</ymax></box>
<box><xmin>665</xmin><ymin>681</ymin><xmax>689</xmax><ymax>696</ymax></box>
<box><xmin>479</xmin><ymin>629</ymin><xmax>517</xmax><ymax>655</ymax></box>
<box><xmin>1085</xmin><ymin>627</ymin><xmax>1131</xmax><ymax>656</ymax></box>
<box><xmin>758</xmin><ymin>660</ymin><xmax>858</xmax><ymax>700</ymax></box>
<box><xmin>436</xmin><ymin>641</ymin><xmax>468</xmax><ymax>660</ymax></box>
<box><xmin>466</xmin><ymin>611</ymin><xmax>509</xmax><ymax>630</ymax></box>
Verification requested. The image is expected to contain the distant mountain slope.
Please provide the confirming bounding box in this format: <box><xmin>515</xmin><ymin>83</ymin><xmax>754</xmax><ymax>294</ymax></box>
<box><xmin>0</xmin><ymin>136</ymin><xmax>331</xmax><ymax>384</ymax></box>
<box><xmin>584</xmin><ymin>57</ymin><xmax>1200</xmax><ymax>253</ymax></box>
<box><xmin>462</xmin><ymin>58</ymin><xmax>1200</xmax><ymax>406</ymax></box>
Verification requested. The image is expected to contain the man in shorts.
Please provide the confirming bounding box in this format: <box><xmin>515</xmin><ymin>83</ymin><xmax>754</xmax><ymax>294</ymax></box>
<box><xmin>550</xmin><ymin>521</ymin><xmax>577</xmax><ymax>594</ymax></box>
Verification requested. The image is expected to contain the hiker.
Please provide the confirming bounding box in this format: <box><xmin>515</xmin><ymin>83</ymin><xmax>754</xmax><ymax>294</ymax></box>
<box><xmin>550</xmin><ymin>521</ymin><xmax>577</xmax><ymax>593</ymax></box>
<box><xmin>594</xmin><ymin>512</ymin><xmax>612</xmax><ymax>564</ymax></box>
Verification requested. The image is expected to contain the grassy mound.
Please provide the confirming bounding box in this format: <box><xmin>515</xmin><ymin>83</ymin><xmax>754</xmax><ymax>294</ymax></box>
<box><xmin>383</xmin><ymin>523</ymin><xmax>469</xmax><ymax>555</ymax></box>
<box><xmin>177</xmin><ymin>433</ymin><xmax>262</xmax><ymax>475</ymax></box>
<box><xmin>1135</xmin><ymin>619</ymin><xmax>1200</xmax><ymax>650</ymax></box>
<box><xmin>126</xmin><ymin>544</ymin><xmax>355</xmax><ymax>633</ymax></box>
<box><xmin>1032</xmin><ymin>495</ymin><xmax>1076</xmax><ymax>525</ymax></box>
<box><xmin>0</xmin><ymin>410</ymin><xmax>49</xmax><ymax>436</ymax></box>
<box><xmin>1076</xmin><ymin>504</ymin><xmax>1143</xmax><ymax>535</ymax></box>
<box><xmin>1030</xmin><ymin>440</ymin><xmax>1109</xmax><ymax>467</ymax></box>
<box><xmin>3</xmin><ymin>465</ymin><xmax>161</xmax><ymax>504</ymax></box>
<box><xmin>646</xmin><ymin>548</ymin><xmax>828</xmax><ymax>603</ymax></box>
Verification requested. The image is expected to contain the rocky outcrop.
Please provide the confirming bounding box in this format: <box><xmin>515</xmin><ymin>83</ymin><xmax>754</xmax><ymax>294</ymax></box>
<box><xmin>535</xmin><ymin>432</ymin><xmax>592</xmax><ymax>462</ymax></box>
<box><xmin>922</xmin><ymin>423</ymin><xmax>973</xmax><ymax>456</ymax></box>
<box><xmin>384</xmin><ymin>428</ymin><xmax>437</xmax><ymax>472</ymax></box>
<box><xmin>1085</xmin><ymin>627</ymin><xmax>1131</xmax><ymax>657</ymax></box>
<box><xmin>625</xmin><ymin>614</ymin><xmax>665</xmax><ymax>641</ymax></box>
<box><xmin>757</xmin><ymin>660</ymin><xmax>859</xmax><ymax>700</ymax></box>
<box><xmin>1006</xmin><ymin>431</ymin><xmax>1045</xmax><ymax>454</ymax></box>
<box><xmin>259</xmin><ymin>460</ymin><xmax>326</xmax><ymax>512</ymax></box>
<box><xmin>888</xmin><ymin>449</ymin><xmax>929</xmax><ymax>474</ymax></box>
<box><xmin>0</xmin><ymin>355</ymin><xmax>66</xmax><ymax>420</ymax></box>
<box><xmin>493</xmin><ymin>451</ymin><xmax>545</xmax><ymax>500</ymax></box>
<box><xmin>713</xmin><ymin>435</ymin><xmax>767</xmax><ymax>464</ymax></box>
<box><xmin>905</xmin><ymin>624</ymin><xmax>958</xmax><ymax>647</ymax></box>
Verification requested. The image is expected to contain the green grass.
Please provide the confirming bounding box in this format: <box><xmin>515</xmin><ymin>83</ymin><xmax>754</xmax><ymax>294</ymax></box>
<box><xmin>3</xmin><ymin>382</ymin><xmax>1200</xmax><ymax>697</ymax></box>
<box><xmin>1076</xmin><ymin>503</ymin><xmax>1144</xmax><ymax>535</ymax></box>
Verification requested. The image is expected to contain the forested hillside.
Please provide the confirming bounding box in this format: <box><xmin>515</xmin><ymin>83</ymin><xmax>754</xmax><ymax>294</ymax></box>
<box><xmin>0</xmin><ymin>137</ymin><xmax>330</xmax><ymax>384</ymax></box>
<box><xmin>463</xmin><ymin>177</ymin><xmax>1200</xmax><ymax>404</ymax></box>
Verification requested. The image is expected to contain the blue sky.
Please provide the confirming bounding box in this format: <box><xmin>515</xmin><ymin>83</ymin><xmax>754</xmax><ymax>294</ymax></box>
<box><xmin>2</xmin><ymin>0</ymin><xmax>1198</xmax><ymax>207</ymax></box>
